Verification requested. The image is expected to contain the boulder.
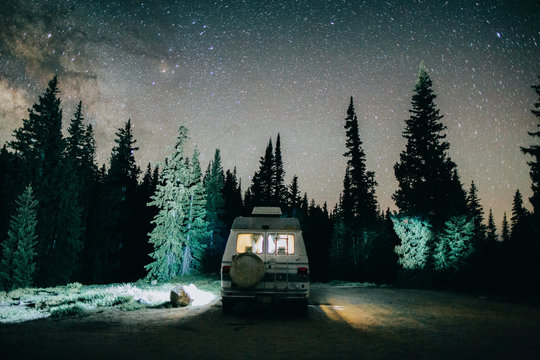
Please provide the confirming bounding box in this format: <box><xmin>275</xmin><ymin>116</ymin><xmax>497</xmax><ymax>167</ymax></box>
<box><xmin>170</xmin><ymin>285</ymin><xmax>191</xmax><ymax>307</ymax></box>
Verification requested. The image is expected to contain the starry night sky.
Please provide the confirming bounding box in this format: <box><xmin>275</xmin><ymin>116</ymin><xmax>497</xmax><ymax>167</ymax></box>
<box><xmin>1</xmin><ymin>0</ymin><xmax>539</xmax><ymax>226</ymax></box>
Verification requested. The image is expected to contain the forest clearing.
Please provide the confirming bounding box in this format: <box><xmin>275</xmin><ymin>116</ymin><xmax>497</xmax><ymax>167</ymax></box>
<box><xmin>1</xmin><ymin>283</ymin><xmax>539</xmax><ymax>359</ymax></box>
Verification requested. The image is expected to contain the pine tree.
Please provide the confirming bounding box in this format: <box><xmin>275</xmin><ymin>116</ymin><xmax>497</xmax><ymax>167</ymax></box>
<box><xmin>222</xmin><ymin>168</ymin><xmax>243</xmax><ymax>228</ymax></box>
<box><xmin>203</xmin><ymin>149</ymin><xmax>226</xmax><ymax>272</ymax></box>
<box><xmin>181</xmin><ymin>147</ymin><xmax>208</xmax><ymax>275</ymax></box>
<box><xmin>467</xmin><ymin>181</ymin><xmax>486</xmax><ymax>243</ymax></box>
<box><xmin>145</xmin><ymin>126</ymin><xmax>191</xmax><ymax>281</ymax></box>
<box><xmin>486</xmin><ymin>208</ymin><xmax>498</xmax><ymax>243</ymax></box>
<box><xmin>66</xmin><ymin>101</ymin><xmax>87</xmax><ymax>170</ymax></box>
<box><xmin>0</xmin><ymin>185</ymin><xmax>38</xmax><ymax>290</ymax></box>
<box><xmin>288</xmin><ymin>175</ymin><xmax>302</xmax><ymax>216</ymax></box>
<box><xmin>273</xmin><ymin>133</ymin><xmax>287</xmax><ymax>208</ymax></box>
<box><xmin>107</xmin><ymin>119</ymin><xmax>141</xmax><ymax>194</ymax></box>
<box><xmin>510</xmin><ymin>189</ymin><xmax>527</xmax><ymax>232</ymax></box>
<box><xmin>343</xmin><ymin>97</ymin><xmax>377</xmax><ymax>223</ymax></box>
<box><xmin>393</xmin><ymin>63</ymin><xmax>463</xmax><ymax>224</ymax></box>
<box><xmin>8</xmin><ymin>76</ymin><xmax>86</xmax><ymax>286</ymax></box>
<box><xmin>392</xmin><ymin>216</ymin><xmax>432</xmax><ymax>270</ymax></box>
<box><xmin>9</xmin><ymin>76</ymin><xmax>64</xmax><ymax>183</ymax></box>
<box><xmin>0</xmin><ymin>145</ymin><xmax>20</xmax><ymax>247</ymax></box>
<box><xmin>433</xmin><ymin>215</ymin><xmax>474</xmax><ymax>272</ymax></box>
<box><xmin>100</xmin><ymin>119</ymin><xmax>141</xmax><ymax>281</ymax></box>
<box><xmin>501</xmin><ymin>212</ymin><xmax>510</xmax><ymax>243</ymax></box>
<box><xmin>250</xmin><ymin>138</ymin><xmax>274</xmax><ymax>206</ymax></box>
<box><xmin>520</xmin><ymin>77</ymin><xmax>540</xmax><ymax>219</ymax></box>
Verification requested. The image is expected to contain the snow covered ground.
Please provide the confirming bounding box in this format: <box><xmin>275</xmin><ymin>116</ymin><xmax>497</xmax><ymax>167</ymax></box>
<box><xmin>0</xmin><ymin>279</ymin><xmax>218</xmax><ymax>323</ymax></box>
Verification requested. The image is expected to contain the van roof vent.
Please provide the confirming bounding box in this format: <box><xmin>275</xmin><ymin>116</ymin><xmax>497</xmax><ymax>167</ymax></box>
<box><xmin>251</xmin><ymin>207</ymin><xmax>282</xmax><ymax>216</ymax></box>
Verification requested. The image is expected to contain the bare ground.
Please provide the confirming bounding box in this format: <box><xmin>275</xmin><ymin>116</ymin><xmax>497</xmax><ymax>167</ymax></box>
<box><xmin>1</xmin><ymin>285</ymin><xmax>539</xmax><ymax>359</ymax></box>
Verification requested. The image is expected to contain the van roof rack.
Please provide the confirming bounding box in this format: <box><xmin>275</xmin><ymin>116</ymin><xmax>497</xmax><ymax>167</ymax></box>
<box><xmin>251</xmin><ymin>207</ymin><xmax>282</xmax><ymax>216</ymax></box>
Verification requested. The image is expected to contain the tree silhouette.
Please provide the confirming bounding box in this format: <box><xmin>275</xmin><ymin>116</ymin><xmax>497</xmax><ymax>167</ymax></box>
<box><xmin>393</xmin><ymin>63</ymin><xmax>465</xmax><ymax>225</ymax></box>
<box><xmin>520</xmin><ymin>77</ymin><xmax>540</xmax><ymax>220</ymax></box>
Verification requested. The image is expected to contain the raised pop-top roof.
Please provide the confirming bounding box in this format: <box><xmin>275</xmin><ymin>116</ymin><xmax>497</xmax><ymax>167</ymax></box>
<box><xmin>251</xmin><ymin>207</ymin><xmax>282</xmax><ymax>216</ymax></box>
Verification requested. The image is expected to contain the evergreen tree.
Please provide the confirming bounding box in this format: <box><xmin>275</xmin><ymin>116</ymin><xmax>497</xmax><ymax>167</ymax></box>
<box><xmin>302</xmin><ymin>201</ymin><xmax>332</xmax><ymax>281</ymax></box>
<box><xmin>486</xmin><ymin>208</ymin><xmax>498</xmax><ymax>243</ymax></box>
<box><xmin>222</xmin><ymin>168</ymin><xmax>243</xmax><ymax>228</ymax></box>
<box><xmin>66</xmin><ymin>102</ymin><xmax>88</xmax><ymax>171</ymax></box>
<box><xmin>0</xmin><ymin>145</ymin><xmax>21</xmax><ymax>247</ymax></box>
<box><xmin>343</xmin><ymin>97</ymin><xmax>378</xmax><ymax>223</ymax></box>
<box><xmin>288</xmin><ymin>175</ymin><xmax>302</xmax><ymax>216</ymax></box>
<box><xmin>103</xmin><ymin>119</ymin><xmax>141</xmax><ymax>281</ymax></box>
<box><xmin>0</xmin><ymin>185</ymin><xmax>38</xmax><ymax>290</ymax></box>
<box><xmin>181</xmin><ymin>147</ymin><xmax>208</xmax><ymax>275</ymax></box>
<box><xmin>510</xmin><ymin>189</ymin><xmax>527</xmax><ymax>232</ymax></box>
<box><xmin>9</xmin><ymin>76</ymin><xmax>64</xmax><ymax>184</ymax></box>
<box><xmin>392</xmin><ymin>216</ymin><xmax>432</xmax><ymax>271</ymax></box>
<box><xmin>520</xmin><ymin>77</ymin><xmax>540</xmax><ymax>219</ymax></box>
<box><xmin>433</xmin><ymin>215</ymin><xmax>474</xmax><ymax>272</ymax></box>
<box><xmin>203</xmin><ymin>149</ymin><xmax>226</xmax><ymax>272</ymax></box>
<box><xmin>145</xmin><ymin>126</ymin><xmax>190</xmax><ymax>281</ymax></box>
<box><xmin>393</xmin><ymin>63</ymin><xmax>464</xmax><ymax>225</ymax></box>
<box><xmin>65</xmin><ymin>102</ymin><xmax>98</xmax><ymax>281</ymax></box>
<box><xmin>8</xmin><ymin>76</ymin><xmax>85</xmax><ymax>286</ymax></box>
<box><xmin>467</xmin><ymin>181</ymin><xmax>486</xmax><ymax>244</ymax></box>
<box><xmin>249</xmin><ymin>138</ymin><xmax>274</xmax><ymax>206</ymax></box>
<box><xmin>107</xmin><ymin>119</ymin><xmax>140</xmax><ymax>194</ymax></box>
<box><xmin>501</xmin><ymin>212</ymin><xmax>510</xmax><ymax>243</ymax></box>
<box><xmin>273</xmin><ymin>133</ymin><xmax>287</xmax><ymax>208</ymax></box>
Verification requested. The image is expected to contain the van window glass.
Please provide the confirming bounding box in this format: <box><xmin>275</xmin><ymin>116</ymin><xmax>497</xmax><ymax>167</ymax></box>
<box><xmin>267</xmin><ymin>234</ymin><xmax>295</xmax><ymax>254</ymax></box>
<box><xmin>236</xmin><ymin>233</ymin><xmax>264</xmax><ymax>254</ymax></box>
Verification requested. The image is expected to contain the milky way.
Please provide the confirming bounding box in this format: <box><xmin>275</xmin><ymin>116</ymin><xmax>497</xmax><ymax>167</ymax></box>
<box><xmin>1</xmin><ymin>0</ymin><xmax>539</xmax><ymax>227</ymax></box>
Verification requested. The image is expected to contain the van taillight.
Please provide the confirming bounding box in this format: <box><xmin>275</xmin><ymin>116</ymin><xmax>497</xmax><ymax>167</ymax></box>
<box><xmin>297</xmin><ymin>267</ymin><xmax>308</xmax><ymax>277</ymax></box>
<box><xmin>222</xmin><ymin>265</ymin><xmax>231</xmax><ymax>275</ymax></box>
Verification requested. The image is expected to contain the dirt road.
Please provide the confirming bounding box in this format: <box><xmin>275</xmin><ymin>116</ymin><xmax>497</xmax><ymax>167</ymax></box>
<box><xmin>1</xmin><ymin>285</ymin><xmax>539</xmax><ymax>359</ymax></box>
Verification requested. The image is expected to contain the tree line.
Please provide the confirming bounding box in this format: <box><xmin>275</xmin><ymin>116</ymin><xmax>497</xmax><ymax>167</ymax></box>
<box><xmin>0</xmin><ymin>66</ymin><xmax>539</xmax><ymax>292</ymax></box>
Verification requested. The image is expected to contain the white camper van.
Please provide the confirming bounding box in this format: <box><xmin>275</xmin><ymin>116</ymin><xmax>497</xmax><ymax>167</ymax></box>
<box><xmin>220</xmin><ymin>207</ymin><xmax>310</xmax><ymax>314</ymax></box>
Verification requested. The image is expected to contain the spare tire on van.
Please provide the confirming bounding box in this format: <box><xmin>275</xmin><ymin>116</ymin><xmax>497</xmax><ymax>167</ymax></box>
<box><xmin>230</xmin><ymin>252</ymin><xmax>265</xmax><ymax>288</ymax></box>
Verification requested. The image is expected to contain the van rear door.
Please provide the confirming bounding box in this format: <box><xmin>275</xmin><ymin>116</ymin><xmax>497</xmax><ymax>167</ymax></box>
<box><xmin>264</xmin><ymin>232</ymin><xmax>295</xmax><ymax>290</ymax></box>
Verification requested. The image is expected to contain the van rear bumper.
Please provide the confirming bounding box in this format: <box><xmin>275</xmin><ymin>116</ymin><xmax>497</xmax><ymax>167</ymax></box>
<box><xmin>221</xmin><ymin>288</ymin><xmax>309</xmax><ymax>301</ymax></box>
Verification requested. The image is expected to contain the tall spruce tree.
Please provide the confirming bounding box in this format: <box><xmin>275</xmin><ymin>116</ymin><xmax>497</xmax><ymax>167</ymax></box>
<box><xmin>501</xmin><ymin>212</ymin><xmax>510</xmax><ymax>243</ymax></box>
<box><xmin>273</xmin><ymin>133</ymin><xmax>287</xmax><ymax>208</ymax></box>
<box><xmin>510</xmin><ymin>189</ymin><xmax>527</xmax><ymax>232</ymax></box>
<box><xmin>343</xmin><ymin>97</ymin><xmax>377</xmax><ymax>223</ymax></box>
<box><xmin>249</xmin><ymin>138</ymin><xmax>274</xmax><ymax>206</ymax></box>
<box><xmin>181</xmin><ymin>147</ymin><xmax>208</xmax><ymax>275</ymax></box>
<box><xmin>103</xmin><ymin>119</ymin><xmax>141</xmax><ymax>281</ymax></box>
<box><xmin>146</xmin><ymin>126</ymin><xmax>191</xmax><ymax>281</ymax></box>
<box><xmin>467</xmin><ymin>181</ymin><xmax>486</xmax><ymax>243</ymax></box>
<box><xmin>203</xmin><ymin>149</ymin><xmax>226</xmax><ymax>272</ymax></box>
<box><xmin>393</xmin><ymin>64</ymin><xmax>464</xmax><ymax>225</ymax></box>
<box><xmin>9</xmin><ymin>76</ymin><xmax>85</xmax><ymax>286</ymax></box>
<box><xmin>520</xmin><ymin>78</ymin><xmax>540</xmax><ymax>219</ymax></box>
<box><xmin>486</xmin><ymin>208</ymin><xmax>498</xmax><ymax>243</ymax></box>
<box><xmin>288</xmin><ymin>175</ymin><xmax>302</xmax><ymax>216</ymax></box>
<box><xmin>222</xmin><ymin>168</ymin><xmax>243</xmax><ymax>228</ymax></box>
<box><xmin>0</xmin><ymin>185</ymin><xmax>38</xmax><ymax>290</ymax></box>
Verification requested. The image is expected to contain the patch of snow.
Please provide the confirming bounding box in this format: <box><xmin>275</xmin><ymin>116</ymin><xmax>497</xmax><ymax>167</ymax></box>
<box><xmin>182</xmin><ymin>284</ymin><xmax>216</xmax><ymax>307</ymax></box>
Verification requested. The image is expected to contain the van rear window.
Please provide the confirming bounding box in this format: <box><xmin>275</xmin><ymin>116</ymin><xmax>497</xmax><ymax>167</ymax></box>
<box><xmin>268</xmin><ymin>234</ymin><xmax>295</xmax><ymax>254</ymax></box>
<box><xmin>236</xmin><ymin>233</ymin><xmax>264</xmax><ymax>254</ymax></box>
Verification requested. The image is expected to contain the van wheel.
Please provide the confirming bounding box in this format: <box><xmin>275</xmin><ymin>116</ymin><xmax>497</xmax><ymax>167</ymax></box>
<box><xmin>222</xmin><ymin>298</ymin><xmax>234</xmax><ymax>314</ymax></box>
